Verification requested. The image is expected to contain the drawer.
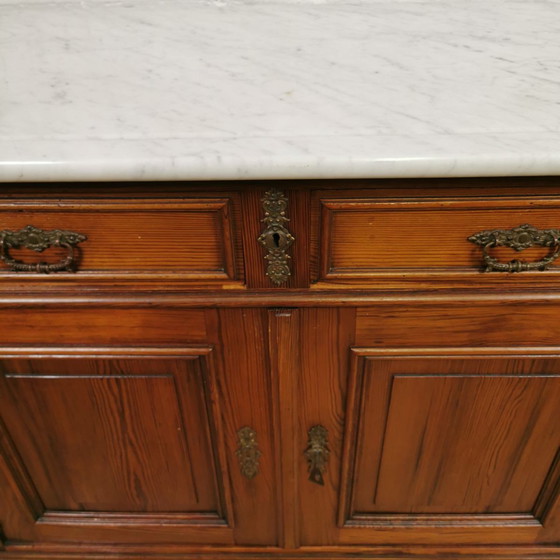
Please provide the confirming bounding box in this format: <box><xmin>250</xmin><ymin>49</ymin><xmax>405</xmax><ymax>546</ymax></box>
<box><xmin>311</xmin><ymin>189</ymin><xmax>560</xmax><ymax>290</ymax></box>
<box><xmin>0</xmin><ymin>195</ymin><xmax>244</xmax><ymax>289</ymax></box>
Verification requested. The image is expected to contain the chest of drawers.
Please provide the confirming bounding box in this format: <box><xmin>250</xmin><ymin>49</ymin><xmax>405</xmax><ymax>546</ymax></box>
<box><xmin>0</xmin><ymin>179</ymin><xmax>559</xmax><ymax>560</ymax></box>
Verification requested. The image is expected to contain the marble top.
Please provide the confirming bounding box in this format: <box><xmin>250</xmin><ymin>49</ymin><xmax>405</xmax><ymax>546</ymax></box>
<box><xmin>1</xmin><ymin>0</ymin><xmax>560</xmax><ymax>182</ymax></box>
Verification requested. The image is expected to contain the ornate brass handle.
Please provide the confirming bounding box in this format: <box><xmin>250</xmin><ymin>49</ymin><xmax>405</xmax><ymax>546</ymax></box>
<box><xmin>305</xmin><ymin>425</ymin><xmax>330</xmax><ymax>486</ymax></box>
<box><xmin>258</xmin><ymin>189</ymin><xmax>295</xmax><ymax>285</ymax></box>
<box><xmin>0</xmin><ymin>225</ymin><xmax>87</xmax><ymax>273</ymax></box>
<box><xmin>468</xmin><ymin>224</ymin><xmax>560</xmax><ymax>272</ymax></box>
<box><xmin>236</xmin><ymin>426</ymin><xmax>262</xmax><ymax>479</ymax></box>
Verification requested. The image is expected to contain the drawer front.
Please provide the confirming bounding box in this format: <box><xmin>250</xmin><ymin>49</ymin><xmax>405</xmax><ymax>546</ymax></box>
<box><xmin>311</xmin><ymin>190</ymin><xmax>560</xmax><ymax>290</ymax></box>
<box><xmin>0</xmin><ymin>196</ymin><xmax>243</xmax><ymax>288</ymax></box>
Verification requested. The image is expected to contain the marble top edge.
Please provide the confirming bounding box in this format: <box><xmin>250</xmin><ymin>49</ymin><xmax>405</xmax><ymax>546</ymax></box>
<box><xmin>3</xmin><ymin>151</ymin><xmax>560</xmax><ymax>182</ymax></box>
<box><xmin>2</xmin><ymin>0</ymin><xmax>557</xmax><ymax>6</ymax></box>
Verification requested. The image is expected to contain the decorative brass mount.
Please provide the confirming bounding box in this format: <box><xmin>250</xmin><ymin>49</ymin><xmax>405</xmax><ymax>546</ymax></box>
<box><xmin>258</xmin><ymin>189</ymin><xmax>295</xmax><ymax>285</ymax></box>
<box><xmin>305</xmin><ymin>425</ymin><xmax>330</xmax><ymax>486</ymax></box>
<box><xmin>0</xmin><ymin>225</ymin><xmax>87</xmax><ymax>273</ymax></box>
<box><xmin>236</xmin><ymin>426</ymin><xmax>262</xmax><ymax>479</ymax></box>
<box><xmin>468</xmin><ymin>224</ymin><xmax>560</xmax><ymax>272</ymax></box>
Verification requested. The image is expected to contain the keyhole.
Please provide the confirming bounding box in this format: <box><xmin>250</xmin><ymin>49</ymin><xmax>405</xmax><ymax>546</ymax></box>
<box><xmin>272</xmin><ymin>232</ymin><xmax>281</xmax><ymax>248</ymax></box>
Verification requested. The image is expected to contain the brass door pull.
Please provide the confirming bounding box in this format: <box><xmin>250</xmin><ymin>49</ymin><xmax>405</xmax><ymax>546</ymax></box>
<box><xmin>0</xmin><ymin>225</ymin><xmax>87</xmax><ymax>273</ymax></box>
<box><xmin>258</xmin><ymin>189</ymin><xmax>295</xmax><ymax>285</ymax></box>
<box><xmin>468</xmin><ymin>224</ymin><xmax>560</xmax><ymax>272</ymax></box>
<box><xmin>305</xmin><ymin>425</ymin><xmax>329</xmax><ymax>486</ymax></box>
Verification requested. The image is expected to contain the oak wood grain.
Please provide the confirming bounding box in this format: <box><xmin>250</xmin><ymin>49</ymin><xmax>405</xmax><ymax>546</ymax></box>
<box><xmin>210</xmin><ymin>309</ymin><xmax>278</xmax><ymax>545</ymax></box>
<box><xmin>356</xmin><ymin>301</ymin><xmax>560</xmax><ymax>348</ymax></box>
<box><xmin>341</xmin><ymin>350</ymin><xmax>560</xmax><ymax>542</ymax></box>
<box><xmin>297</xmin><ymin>308</ymin><xmax>356</xmax><ymax>546</ymax></box>
<box><xmin>268</xmin><ymin>308</ymin><xmax>301</xmax><ymax>548</ymax></box>
<box><xmin>0</xmin><ymin>307</ymin><xmax>208</xmax><ymax>345</ymax></box>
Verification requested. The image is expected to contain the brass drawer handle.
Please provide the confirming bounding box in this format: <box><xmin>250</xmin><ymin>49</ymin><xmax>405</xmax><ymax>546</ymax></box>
<box><xmin>258</xmin><ymin>189</ymin><xmax>295</xmax><ymax>285</ymax></box>
<box><xmin>305</xmin><ymin>425</ymin><xmax>329</xmax><ymax>486</ymax></box>
<box><xmin>236</xmin><ymin>426</ymin><xmax>262</xmax><ymax>479</ymax></box>
<box><xmin>468</xmin><ymin>224</ymin><xmax>560</xmax><ymax>272</ymax></box>
<box><xmin>0</xmin><ymin>225</ymin><xmax>87</xmax><ymax>273</ymax></box>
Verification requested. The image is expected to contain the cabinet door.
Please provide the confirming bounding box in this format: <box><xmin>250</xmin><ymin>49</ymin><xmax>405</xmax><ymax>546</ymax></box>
<box><xmin>338</xmin><ymin>350</ymin><xmax>560</xmax><ymax>544</ymax></box>
<box><xmin>0</xmin><ymin>308</ymin><xmax>277</xmax><ymax>548</ymax></box>
<box><xmin>296</xmin><ymin>309</ymin><xmax>560</xmax><ymax>548</ymax></box>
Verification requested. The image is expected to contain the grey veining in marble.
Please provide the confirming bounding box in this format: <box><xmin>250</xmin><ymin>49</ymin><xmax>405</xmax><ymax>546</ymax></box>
<box><xmin>1</xmin><ymin>0</ymin><xmax>560</xmax><ymax>181</ymax></box>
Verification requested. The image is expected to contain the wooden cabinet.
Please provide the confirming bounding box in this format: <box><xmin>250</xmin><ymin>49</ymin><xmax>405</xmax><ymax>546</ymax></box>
<box><xmin>0</xmin><ymin>308</ymin><xmax>278</xmax><ymax>549</ymax></box>
<box><xmin>0</xmin><ymin>181</ymin><xmax>559</xmax><ymax>559</ymax></box>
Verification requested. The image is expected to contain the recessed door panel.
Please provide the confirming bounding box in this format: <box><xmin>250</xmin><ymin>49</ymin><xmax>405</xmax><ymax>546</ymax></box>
<box><xmin>0</xmin><ymin>348</ymin><xmax>234</xmax><ymax>544</ymax></box>
<box><xmin>1</xmin><ymin>357</ymin><xmax>219</xmax><ymax>513</ymax></box>
<box><xmin>338</xmin><ymin>350</ymin><xmax>560</xmax><ymax>544</ymax></box>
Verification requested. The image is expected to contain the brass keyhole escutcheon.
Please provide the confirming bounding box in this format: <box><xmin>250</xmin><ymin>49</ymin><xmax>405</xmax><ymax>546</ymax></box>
<box><xmin>258</xmin><ymin>189</ymin><xmax>295</xmax><ymax>285</ymax></box>
<box><xmin>236</xmin><ymin>426</ymin><xmax>262</xmax><ymax>479</ymax></box>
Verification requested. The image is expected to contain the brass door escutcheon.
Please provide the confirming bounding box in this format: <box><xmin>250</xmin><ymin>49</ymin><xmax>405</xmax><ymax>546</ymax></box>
<box><xmin>236</xmin><ymin>426</ymin><xmax>262</xmax><ymax>479</ymax></box>
<box><xmin>468</xmin><ymin>224</ymin><xmax>560</xmax><ymax>272</ymax></box>
<box><xmin>258</xmin><ymin>189</ymin><xmax>295</xmax><ymax>285</ymax></box>
<box><xmin>305</xmin><ymin>425</ymin><xmax>329</xmax><ymax>486</ymax></box>
<box><xmin>0</xmin><ymin>225</ymin><xmax>87</xmax><ymax>273</ymax></box>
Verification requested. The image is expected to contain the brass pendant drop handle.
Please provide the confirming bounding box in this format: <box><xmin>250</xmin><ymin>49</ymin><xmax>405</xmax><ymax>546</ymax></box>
<box><xmin>468</xmin><ymin>224</ymin><xmax>560</xmax><ymax>272</ymax></box>
<box><xmin>0</xmin><ymin>226</ymin><xmax>87</xmax><ymax>273</ymax></box>
<box><xmin>305</xmin><ymin>425</ymin><xmax>330</xmax><ymax>486</ymax></box>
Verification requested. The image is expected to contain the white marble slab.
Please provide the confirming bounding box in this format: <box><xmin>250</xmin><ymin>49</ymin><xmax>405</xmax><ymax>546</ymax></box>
<box><xmin>1</xmin><ymin>0</ymin><xmax>560</xmax><ymax>181</ymax></box>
